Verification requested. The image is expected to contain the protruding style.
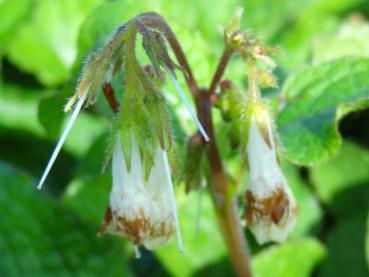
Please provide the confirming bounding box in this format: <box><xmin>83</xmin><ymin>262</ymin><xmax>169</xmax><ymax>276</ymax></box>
<box><xmin>164</xmin><ymin>65</ymin><xmax>209</xmax><ymax>142</ymax></box>
<box><xmin>37</xmin><ymin>87</ymin><xmax>89</xmax><ymax>190</ymax></box>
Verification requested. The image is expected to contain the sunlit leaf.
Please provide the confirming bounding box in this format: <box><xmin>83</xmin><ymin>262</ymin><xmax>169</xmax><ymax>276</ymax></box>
<box><xmin>0</xmin><ymin>84</ymin><xmax>46</xmax><ymax>136</ymax></box>
<box><xmin>276</xmin><ymin>0</ymin><xmax>363</xmax><ymax>70</ymax></box>
<box><xmin>252</xmin><ymin>238</ymin><xmax>326</xmax><ymax>277</ymax></box>
<box><xmin>6</xmin><ymin>0</ymin><xmax>104</xmax><ymax>85</ymax></box>
<box><xmin>0</xmin><ymin>0</ymin><xmax>33</xmax><ymax>45</ymax></box>
<box><xmin>277</xmin><ymin>57</ymin><xmax>369</xmax><ymax>166</ymax></box>
<box><xmin>312</xmin><ymin>17</ymin><xmax>369</xmax><ymax>62</ymax></box>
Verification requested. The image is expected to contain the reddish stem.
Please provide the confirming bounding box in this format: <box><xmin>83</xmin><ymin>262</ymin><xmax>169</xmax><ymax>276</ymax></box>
<box><xmin>208</xmin><ymin>47</ymin><xmax>233</xmax><ymax>96</ymax></box>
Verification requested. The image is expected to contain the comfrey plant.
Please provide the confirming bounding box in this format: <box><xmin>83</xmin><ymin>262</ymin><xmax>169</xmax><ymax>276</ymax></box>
<box><xmin>38</xmin><ymin>9</ymin><xmax>297</xmax><ymax>276</ymax></box>
<box><xmin>37</xmin><ymin>14</ymin><xmax>209</xmax><ymax>255</ymax></box>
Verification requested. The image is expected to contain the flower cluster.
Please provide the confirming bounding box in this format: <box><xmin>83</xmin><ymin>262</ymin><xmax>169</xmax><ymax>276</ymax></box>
<box><xmin>218</xmin><ymin>8</ymin><xmax>298</xmax><ymax>244</ymax></box>
<box><xmin>37</xmin><ymin>13</ymin><xmax>209</xmax><ymax>255</ymax></box>
<box><xmin>37</xmin><ymin>10</ymin><xmax>298</xmax><ymax>258</ymax></box>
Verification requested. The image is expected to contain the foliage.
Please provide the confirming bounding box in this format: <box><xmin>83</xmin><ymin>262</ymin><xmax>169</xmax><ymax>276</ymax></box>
<box><xmin>1</xmin><ymin>0</ymin><xmax>369</xmax><ymax>276</ymax></box>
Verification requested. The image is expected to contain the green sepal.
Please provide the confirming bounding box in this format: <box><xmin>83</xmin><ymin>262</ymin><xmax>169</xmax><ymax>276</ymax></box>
<box><xmin>218</xmin><ymin>81</ymin><xmax>247</xmax><ymax>121</ymax></box>
<box><xmin>217</xmin><ymin>81</ymin><xmax>250</xmax><ymax>150</ymax></box>
<box><xmin>139</xmin><ymin>23</ymin><xmax>177</xmax><ymax>78</ymax></box>
<box><xmin>65</xmin><ymin>22</ymin><xmax>129</xmax><ymax>112</ymax></box>
<box><xmin>97</xmin><ymin>17</ymin><xmax>175</xmax><ymax>178</ymax></box>
<box><xmin>240</xmin><ymin>100</ymin><xmax>274</xmax><ymax>156</ymax></box>
<box><xmin>183</xmin><ymin>134</ymin><xmax>206</xmax><ymax>193</ymax></box>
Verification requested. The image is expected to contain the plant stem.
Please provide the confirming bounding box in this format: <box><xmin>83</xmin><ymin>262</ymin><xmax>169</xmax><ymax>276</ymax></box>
<box><xmin>208</xmin><ymin>46</ymin><xmax>233</xmax><ymax>96</ymax></box>
<box><xmin>199</xmin><ymin>92</ymin><xmax>252</xmax><ymax>277</ymax></box>
<box><xmin>246</xmin><ymin>60</ymin><xmax>260</xmax><ymax>102</ymax></box>
<box><xmin>103</xmin><ymin>83</ymin><xmax>120</xmax><ymax>113</ymax></box>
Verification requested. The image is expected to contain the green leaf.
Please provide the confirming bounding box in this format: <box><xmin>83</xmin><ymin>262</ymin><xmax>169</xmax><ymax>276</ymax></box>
<box><xmin>310</xmin><ymin>141</ymin><xmax>369</xmax><ymax>216</ymax></box>
<box><xmin>312</xmin><ymin>18</ymin><xmax>369</xmax><ymax>63</ymax></box>
<box><xmin>317</xmin><ymin>215</ymin><xmax>369</xmax><ymax>277</ymax></box>
<box><xmin>155</xmin><ymin>189</ymin><xmax>227</xmax><ymax>277</ymax></box>
<box><xmin>243</xmin><ymin>0</ymin><xmax>309</xmax><ymax>41</ymax></box>
<box><xmin>281</xmin><ymin>161</ymin><xmax>323</xmax><ymax>237</ymax></box>
<box><xmin>0</xmin><ymin>84</ymin><xmax>47</xmax><ymax>136</ymax></box>
<box><xmin>0</xmin><ymin>0</ymin><xmax>33</xmax><ymax>45</ymax></box>
<box><xmin>63</xmin><ymin>175</ymin><xmax>110</xmax><ymax>225</ymax></box>
<box><xmin>252</xmin><ymin>238</ymin><xmax>326</xmax><ymax>277</ymax></box>
<box><xmin>277</xmin><ymin>57</ymin><xmax>369</xmax><ymax>166</ymax></box>
<box><xmin>275</xmin><ymin>0</ymin><xmax>363</xmax><ymax>70</ymax></box>
<box><xmin>6</xmin><ymin>0</ymin><xmax>104</xmax><ymax>86</ymax></box>
<box><xmin>0</xmin><ymin>161</ymin><xmax>132</xmax><ymax>276</ymax></box>
<box><xmin>38</xmin><ymin>94</ymin><xmax>65</xmax><ymax>139</ymax></box>
<box><xmin>366</xmin><ymin>213</ymin><xmax>369</xmax><ymax>270</ymax></box>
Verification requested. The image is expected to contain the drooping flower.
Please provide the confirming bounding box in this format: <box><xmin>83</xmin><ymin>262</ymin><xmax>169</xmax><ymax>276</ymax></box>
<box><xmin>99</xmin><ymin>135</ymin><xmax>182</xmax><ymax>252</ymax></box>
<box><xmin>36</xmin><ymin>16</ymin><xmax>210</xmax><ymax>255</ymax></box>
<box><xmin>244</xmin><ymin>107</ymin><xmax>297</xmax><ymax>244</ymax></box>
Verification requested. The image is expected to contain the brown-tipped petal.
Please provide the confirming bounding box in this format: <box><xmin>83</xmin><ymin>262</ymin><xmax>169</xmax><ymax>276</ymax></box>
<box><xmin>245</xmin><ymin>117</ymin><xmax>297</xmax><ymax>244</ymax></box>
<box><xmin>103</xmin><ymin>135</ymin><xmax>177</xmax><ymax>250</ymax></box>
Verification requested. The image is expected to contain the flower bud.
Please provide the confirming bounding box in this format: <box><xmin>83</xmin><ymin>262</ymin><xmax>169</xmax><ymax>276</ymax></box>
<box><xmin>100</xmin><ymin>135</ymin><xmax>180</xmax><ymax>250</ymax></box>
<box><xmin>244</xmin><ymin>107</ymin><xmax>297</xmax><ymax>244</ymax></box>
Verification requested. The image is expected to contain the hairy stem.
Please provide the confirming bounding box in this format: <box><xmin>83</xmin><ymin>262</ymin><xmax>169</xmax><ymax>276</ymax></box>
<box><xmin>246</xmin><ymin>60</ymin><xmax>260</xmax><ymax>102</ymax></box>
<box><xmin>199</xmin><ymin>92</ymin><xmax>252</xmax><ymax>277</ymax></box>
<box><xmin>208</xmin><ymin>46</ymin><xmax>233</xmax><ymax>96</ymax></box>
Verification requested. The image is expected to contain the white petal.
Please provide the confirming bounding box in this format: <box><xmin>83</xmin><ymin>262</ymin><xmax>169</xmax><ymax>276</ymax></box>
<box><xmin>110</xmin><ymin>136</ymin><xmax>146</xmax><ymax>221</ymax></box>
<box><xmin>37</xmin><ymin>87</ymin><xmax>89</xmax><ymax>190</ymax></box>
<box><xmin>164</xmin><ymin>65</ymin><xmax>209</xmax><ymax>142</ymax></box>
<box><xmin>247</xmin><ymin>117</ymin><xmax>280</xmax><ymax>195</ymax></box>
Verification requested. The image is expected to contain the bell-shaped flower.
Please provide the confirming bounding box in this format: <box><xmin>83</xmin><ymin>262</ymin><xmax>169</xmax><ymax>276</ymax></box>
<box><xmin>245</xmin><ymin>115</ymin><xmax>297</xmax><ymax>244</ymax></box>
<box><xmin>99</xmin><ymin>135</ymin><xmax>182</xmax><ymax>252</ymax></box>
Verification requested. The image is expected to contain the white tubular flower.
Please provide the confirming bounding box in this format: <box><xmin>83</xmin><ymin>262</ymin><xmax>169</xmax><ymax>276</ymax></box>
<box><xmin>101</xmin><ymin>135</ymin><xmax>182</xmax><ymax>251</ymax></box>
<box><xmin>245</xmin><ymin>116</ymin><xmax>297</xmax><ymax>244</ymax></box>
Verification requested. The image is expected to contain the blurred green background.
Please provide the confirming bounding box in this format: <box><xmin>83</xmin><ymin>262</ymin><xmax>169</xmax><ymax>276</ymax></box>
<box><xmin>0</xmin><ymin>0</ymin><xmax>369</xmax><ymax>276</ymax></box>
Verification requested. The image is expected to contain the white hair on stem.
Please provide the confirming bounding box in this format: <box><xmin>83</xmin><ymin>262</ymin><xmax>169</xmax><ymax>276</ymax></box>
<box><xmin>37</xmin><ymin>87</ymin><xmax>89</xmax><ymax>190</ymax></box>
<box><xmin>161</xmin><ymin>149</ymin><xmax>184</xmax><ymax>253</ymax></box>
<box><xmin>164</xmin><ymin>65</ymin><xmax>210</xmax><ymax>142</ymax></box>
